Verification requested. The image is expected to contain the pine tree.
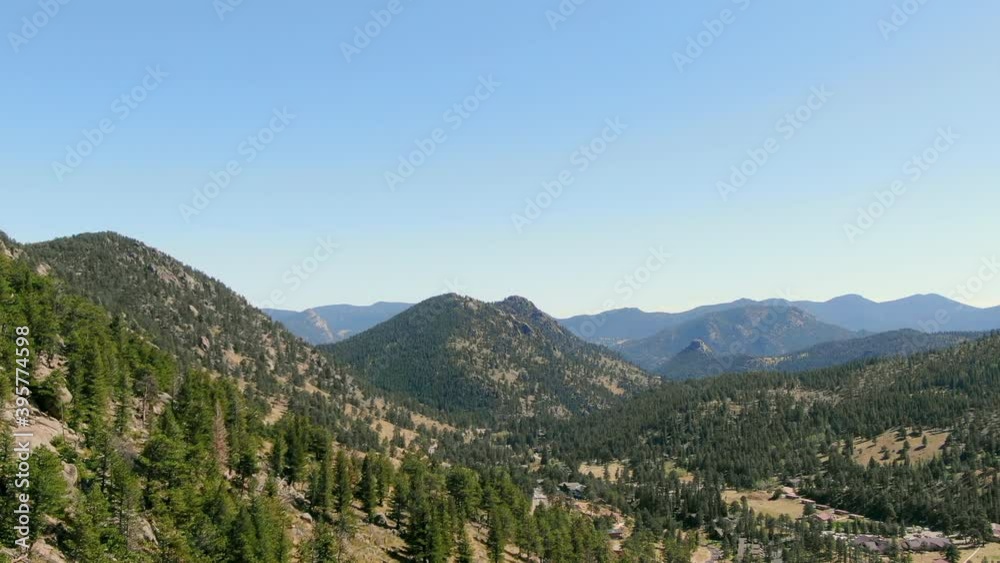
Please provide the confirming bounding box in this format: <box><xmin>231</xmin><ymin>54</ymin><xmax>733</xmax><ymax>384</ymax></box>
<box><xmin>212</xmin><ymin>401</ymin><xmax>230</xmax><ymax>473</ymax></box>
<box><xmin>486</xmin><ymin>505</ymin><xmax>512</xmax><ymax>563</ymax></box>
<box><xmin>357</xmin><ymin>453</ymin><xmax>379</xmax><ymax>521</ymax></box>
<box><xmin>310</xmin><ymin>449</ymin><xmax>334</xmax><ymax>522</ymax></box>
<box><xmin>302</xmin><ymin>522</ymin><xmax>339</xmax><ymax>563</ymax></box>
<box><xmin>66</xmin><ymin>488</ymin><xmax>114</xmax><ymax>562</ymax></box>
<box><xmin>270</xmin><ymin>433</ymin><xmax>288</xmax><ymax>478</ymax></box>
<box><xmin>333</xmin><ymin>450</ymin><xmax>356</xmax><ymax>535</ymax></box>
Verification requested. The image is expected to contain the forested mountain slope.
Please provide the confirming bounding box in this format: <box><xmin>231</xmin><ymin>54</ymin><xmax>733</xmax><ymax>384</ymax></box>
<box><xmin>0</xmin><ymin>248</ymin><xmax>297</xmax><ymax>560</ymax></box>
<box><xmin>618</xmin><ymin>305</ymin><xmax>856</xmax><ymax>371</ymax></box>
<box><xmin>325</xmin><ymin>294</ymin><xmax>654</xmax><ymax>426</ymax></box>
<box><xmin>1</xmin><ymin>237</ymin><xmax>624</xmax><ymax>562</ymax></box>
<box><xmin>559</xmin><ymin>298</ymin><xmax>770</xmax><ymax>345</ymax></box>
<box><xmin>23</xmin><ymin>232</ymin><xmax>336</xmax><ymax>395</ymax></box>
<box><xmin>545</xmin><ymin>332</ymin><xmax>1000</xmax><ymax>537</ymax></box>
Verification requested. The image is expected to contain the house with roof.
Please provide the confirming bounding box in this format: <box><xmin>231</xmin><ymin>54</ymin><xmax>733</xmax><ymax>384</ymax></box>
<box><xmin>811</xmin><ymin>511</ymin><xmax>835</xmax><ymax>523</ymax></box>
<box><xmin>903</xmin><ymin>536</ymin><xmax>951</xmax><ymax>552</ymax></box>
<box><xmin>559</xmin><ymin>482</ymin><xmax>587</xmax><ymax>499</ymax></box>
<box><xmin>852</xmin><ymin>535</ymin><xmax>893</xmax><ymax>555</ymax></box>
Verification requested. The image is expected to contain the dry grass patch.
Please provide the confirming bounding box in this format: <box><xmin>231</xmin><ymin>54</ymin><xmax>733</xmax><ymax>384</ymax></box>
<box><xmin>371</xmin><ymin>419</ymin><xmax>417</xmax><ymax>447</ymax></box>
<box><xmin>264</xmin><ymin>399</ymin><xmax>288</xmax><ymax>424</ymax></box>
<box><xmin>691</xmin><ymin>546</ymin><xmax>714</xmax><ymax>563</ymax></box>
<box><xmin>852</xmin><ymin>429</ymin><xmax>949</xmax><ymax>466</ymax></box>
<box><xmin>579</xmin><ymin>461</ymin><xmax>625</xmax><ymax>482</ymax></box>
<box><xmin>411</xmin><ymin>411</ymin><xmax>456</xmax><ymax>433</ymax></box>
<box><xmin>722</xmin><ymin>490</ymin><xmax>804</xmax><ymax>520</ymax></box>
<box><xmin>664</xmin><ymin>461</ymin><xmax>695</xmax><ymax>483</ymax></box>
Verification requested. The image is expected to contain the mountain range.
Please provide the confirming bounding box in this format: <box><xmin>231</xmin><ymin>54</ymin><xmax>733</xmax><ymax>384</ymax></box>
<box><xmin>562</xmin><ymin>294</ymin><xmax>1000</xmax><ymax>343</ymax></box>
<box><xmin>263</xmin><ymin>292</ymin><xmax>1000</xmax><ymax>384</ymax></box>
<box><xmin>269</xmin><ymin>294</ymin><xmax>1000</xmax><ymax>350</ymax></box>
<box><xmin>658</xmin><ymin>329</ymin><xmax>980</xmax><ymax>380</ymax></box>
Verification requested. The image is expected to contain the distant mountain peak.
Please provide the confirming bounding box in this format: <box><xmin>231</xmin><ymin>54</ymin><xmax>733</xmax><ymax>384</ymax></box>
<box><xmin>498</xmin><ymin>294</ymin><xmax>535</xmax><ymax>307</ymax></box>
<box><xmin>828</xmin><ymin>293</ymin><xmax>870</xmax><ymax>302</ymax></box>
<box><xmin>685</xmin><ymin>339</ymin><xmax>713</xmax><ymax>353</ymax></box>
<box><xmin>266</xmin><ymin>301</ymin><xmax>412</xmax><ymax>344</ymax></box>
<box><xmin>325</xmin><ymin>293</ymin><xmax>654</xmax><ymax>422</ymax></box>
<box><xmin>496</xmin><ymin>295</ymin><xmax>548</xmax><ymax>317</ymax></box>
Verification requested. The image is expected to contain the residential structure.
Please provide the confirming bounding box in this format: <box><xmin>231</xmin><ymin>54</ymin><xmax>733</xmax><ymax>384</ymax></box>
<box><xmin>559</xmin><ymin>482</ymin><xmax>587</xmax><ymax>499</ymax></box>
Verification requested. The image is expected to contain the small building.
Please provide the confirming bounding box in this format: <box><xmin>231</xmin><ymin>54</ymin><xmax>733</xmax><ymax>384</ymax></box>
<box><xmin>904</xmin><ymin>537</ymin><xmax>951</xmax><ymax>552</ymax></box>
<box><xmin>834</xmin><ymin>509</ymin><xmax>849</xmax><ymax>516</ymax></box>
<box><xmin>559</xmin><ymin>482</ymin><xmax>587</xmax><ymax>499</ymax></box>
<box><xmin>608</xmin><ymin>525</ymin><xmax>625</xmax><ymax>540</ymax></box>
<box><xmin>812</xmin><ymin>512</ymin><xmax>835</xmax><ymax>523</ymax></box>
<box><xmin>801</xmin><ymin>499</ymin><xmax>816</xmax><ymax>506</ymax></box>
<box><xmin>781</xmin><ymin>486</ymin><xmax>800</xmax><ymax>500</ymax></box>
<box><xmin>852</xmin><ymin>535</ymin><xmax>893</xmax><ymax>555</ymax></box>
<box><xmin>992</xmin><ymin>522</ymin><xmax>1000</xmax><ymax>539</ymax></box>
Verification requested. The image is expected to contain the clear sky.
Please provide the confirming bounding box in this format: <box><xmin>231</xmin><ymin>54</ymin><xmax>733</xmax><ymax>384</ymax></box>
<box><xmin>2</xmin><ymin>1</ymin><xmax>998</xmax><ymax>317</ymax></box>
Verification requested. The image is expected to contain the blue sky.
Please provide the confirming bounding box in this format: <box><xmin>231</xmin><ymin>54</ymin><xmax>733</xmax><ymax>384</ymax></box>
<box><xmin>2</xmin><ymin>0</ymin><xmax>998</xmax><ymax>317</ymax></box>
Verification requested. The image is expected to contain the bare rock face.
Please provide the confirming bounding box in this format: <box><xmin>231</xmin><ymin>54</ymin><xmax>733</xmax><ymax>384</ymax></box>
<box><xmin>62</xmin><ymin>462</ymin><xmax>79</xmax><ymax>488</ymax></box>
<box><xmin>685</xmin><ymin>339</ymin><xmax>713</xmax><ymax>353</ymax></box>
<box><xmin>28</xmin><ymin>538</ymin><xmax>69</xmax><ymax>563</ymax></box>
<box><xmin>0</xmin><ymin>410</ymin><xmax>78</xmax><ymax>450</ymax></box>
<box><xmin>0</xmin><ymin>232</ymin><xmax>21</xmax><ymax>259</ymax></box>
<box><xmin>135</xmin><ymin>516</ymin><xmax>158</xmax><ymax>546</ymax></box>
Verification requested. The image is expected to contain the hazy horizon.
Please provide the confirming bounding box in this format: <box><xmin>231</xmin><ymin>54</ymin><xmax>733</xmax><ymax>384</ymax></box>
<box><xmin>8</xmin><ymin>226</ymin><xmax>1000</xmax><ymax>319</ymax></box>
